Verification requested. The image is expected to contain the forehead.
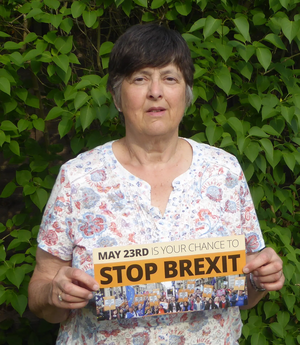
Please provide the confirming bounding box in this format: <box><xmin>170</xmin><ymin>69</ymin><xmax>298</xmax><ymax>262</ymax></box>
<box><xmin>131</xmin><ymin>64</ymin><xmax>183</xmax><ymax>76</ymax></box>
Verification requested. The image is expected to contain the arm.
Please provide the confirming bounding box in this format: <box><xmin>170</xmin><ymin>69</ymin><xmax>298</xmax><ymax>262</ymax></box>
<box><xmin>241</xmin><ymin>247</ymin><xmax>284</xmax><ymax>309</ymax></box>
<box><xmin>28</xmin><ymin>248</ymin><xmax>99</xmax><ymax>324</ymax></box>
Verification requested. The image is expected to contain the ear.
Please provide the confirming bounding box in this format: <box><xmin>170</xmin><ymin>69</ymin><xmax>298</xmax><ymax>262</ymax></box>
<box><xmin>112</xmin><ymin>95</ymin><xmax>121</xmax><ymax>112</ymax></box>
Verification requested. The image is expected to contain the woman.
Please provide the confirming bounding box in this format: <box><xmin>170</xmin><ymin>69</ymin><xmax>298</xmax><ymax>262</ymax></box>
<box><xmin>205</xmin><ymin>298</ymin><xmax>215</xmax><ymax>311</ymax></box>
<box><xmin>28</xmin><ymin>23</ymin><xmax>284</xmax><ymax>344</ymax></box>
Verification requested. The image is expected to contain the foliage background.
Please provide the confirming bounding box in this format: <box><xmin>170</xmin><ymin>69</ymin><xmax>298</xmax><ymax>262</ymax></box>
<box><xmin>0</xmin><ymin>0</ymin><xmax>299</xmax><ymax>343</ymax></box>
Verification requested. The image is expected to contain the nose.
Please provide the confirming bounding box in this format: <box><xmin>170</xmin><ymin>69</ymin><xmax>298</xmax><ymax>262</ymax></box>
<box><xmin>148</xmin><ymin>79</ymin><xmax>162</xmax><ymax>100</ymax></box>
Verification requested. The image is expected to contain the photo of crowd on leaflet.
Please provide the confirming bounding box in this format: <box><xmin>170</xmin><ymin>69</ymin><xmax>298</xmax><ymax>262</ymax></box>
<box><xmin>95</xmin><ymin>275</ymin><xmax>248</xmax><ymax>321</ymax></box>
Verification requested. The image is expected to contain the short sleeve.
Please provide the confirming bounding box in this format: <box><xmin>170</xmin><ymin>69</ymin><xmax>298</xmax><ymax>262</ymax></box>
<box><xmin>37</xmin><ymin>165</ymin><xmax>74</xmax><ymax>261</ymax></box>
<box><xmin>238</xmin><ymin>169</ymin><xmax>265</xmax><ymax>254</ymax></box>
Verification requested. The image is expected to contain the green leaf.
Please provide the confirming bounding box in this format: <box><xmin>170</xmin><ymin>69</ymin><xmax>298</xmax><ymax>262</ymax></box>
<box><xmin>60</xmin><ymin>17</ymin><xmax>73</xmax><ymax>34</ymax></box>
<box><xmin>82</xmin><ymin>10</ymin><xmax>97</xmax><ymax>28</ymax></box>
<box><xmin>175</xmin><ymin>1</ymin><xmax>192</xmax><ymax>16</ymax></box>
<box><xmin>26</xmin><ymin>8</ymin><xmax>43</xmax><ymax>19</ymax></box>
<box><xmin>189</xmin><ymin>18</ymin><xmax>206</xmax><ymax>32</ymax></box>
<box><xmin>214</xmin><ymin>65</ymin><xmax>232</xmax><ymax>95</ymax></box>
<box><xmin>260</xmin><ymin>138</ymin><xmax>273</xmax><ymax>161</ymax></box>
<box><xmin>263</xmin><ymin>33</ymin><xmax>286</xmax><ymax>50</ymax></box>
<box><xmin>264</xmin><ymin>301</ymin><xmax>280</xmax><ymax>319</ymax></box>
<box><xmin>151</xmin><ymin>0</ymin><xmax>165</xmax><ymax>9</ymax></box>
<box><xmin>205</xmin><ymin>125</ymin><xmax>223</xmax><ymax>145</ymax></box>
<box><xmin>281</xmin><ymin>17</ymin><xmax>300</xmax><ymax>43</ymax></box>
<box><xmin>70</xmin><ymin>136</ymin><xmax>85</xmax><ymax>155</ymax></box>
<box><xmin>248</xmin><ymin>94</ymin><xmax>262</xmax><ymax>112</ymax></box>
<box><xmin>0</xmin><ymin>244</ymin><xmax>6</xmax><ymax>261</ymax></box>
<box><xmin>256</xmin><ymin>48</ymin><xmax>272</xmax><ymax>71</ymax></box>
<box><xmin>54</xmin><ymin>36</ymin><xmax>73</xmax><ymax>54</ymax></box>
<box><xmin>227</xmin><ymin>117</ymin><xmax>244</xmax><ymax>135</ymax></box>
<box><xmin>283</xmin><ymin>151</ymin><xmax>295</xmax><ymax>171</ymax></box>
<box><xmin>203</xmin><ymin>16</ymin><xmax>222</xmax><ymax>40</ymax></box>
<box><xmin>9</xmin><ymin>140</ymin><xmax>20</xmax><ymax>156</ymax></box>
<box><xmin>214</xmin><ymin>41</ymin><xmax>233</xmax><ymax>62</ymax></box>
<box><xmin>244</xmin><ymin>142</ymin><xmax>260</xmax><ymax>162</ymax></box>
<box><xmin>0</xmin><ymin>31</ymin><xmax>11</xmax><ymax>38</ymax></box>
<box><xmin>133</xmin><ymin>0</ymin><xmax>147</xmax><ymax>7</ymax></box>
<box><xmin>71</xmin><ymin>1</ymin><xmax>86</xmax><ymax>18</ymax></box>
<box><xmin>9</xmin><ymin>52</ymin><xmax>24</xmax><ymax>66</ymax></box>
<box><xmin>237</xmin><ymin>45</ymin><xmax>256</xmax><ymax>62</ymax></box>
<box><xmin>10</xmin><ymin>294</ymin><xmax>27</xmax><ymax>317</ymax></box>
<box><xmin>269</xmin><ymin>323</ymin><xmax>285</xmax><ymax>338</ymax></box>
<box><xmin>251</xmin><ymin>332</ymin><xmax>267</xmax><ymax>345</ymax></box>
<box><xmin>281</xmin><ymin>105</ymin><xmax>294</xmax><ymax>124</ymax></box>
<box><xmin>15</xmin><ymin>89</ymin><xmax>28</xmax><ymax>102</ymax></box>
<box><xmin>91</xmin><ymin>87</ymin><xmax>107</xmax><ymax>107</ymax></box>
<box><xmin>96</xmin><ymin>105</ymin><xmax>109</xmax><ymax>124</ymax></box>
<box><xmin>58</xmin><ymin>117</ymin><xmax>73</xmax><ymax>138</ymax></box>
<box><xmin>0</xmin><ymin>77</ymin><xmax>11</xmax><ymax>95</ymax></box>
<box><xmin>248</xmin><ymin>126</ymin><xmax>269</xmax><ymax>138</ymax></box>
<box><xmin>6</xmin><ymin>267</ymin><xmax>25</xmax><ymax>288</ymax></box>
<box><xmin>45</xmin><ymin>107</ymin><xmax>64</xmax><ymax>120</ymax></box>
<box><xmin>80</xmin><ymin>105</ymin><xmax>96</xmax><ymax>131</ymax></box>
<box><xmin>233</xmin><ymin>16</ymin><xmax>251</xmax><ymax>42</ymax></box>
<box><xmin>283</xmin><ymin>263</ymin><xmax>296</xmax><ymax>282</ymax></box>
<box><xmin>0</xmin><ymin>181</ymin><xmax>16</xmax><ymax>198</ymax></box>
<box><xmin>99</xmin><ymin>41</ymin><xmax>114</xmax><ymax>56</ymax></box>
<box><xmin>74</xmin><ymin>91</ymin><xmax>90</xmax><ymax>110</ymax></box>
<box><xmin>49</xmin><ymin>14</ymin><xmax>63</xmax><ymax>29</ymax></box>
<box><xmin>253</xmin><ymin>12</ymin><xmax>266</xmax><ymax>26</ymax></box>
<box><xmin>16</xmin><ymin>170</ymin><xmax>32</xmax><ymax>186</ymax></box>
<box><xmin>236</xmin><ymin>61</ymin><xmax>252</xmax><ymax>80</ymax></box>
<box><xmin>141</xmin><ymin>12</ymin><xmax>156</xmax><ymax>22</ymax></box>
<box><xmin>44</xmin><ymin>0</ymin><xmax>60</xmax><ymax>10</ymax></box>
<box><xmin>9</xmin><ymin>254</ymin><xmax>25</xmax><ymax>265</ymax></box>
<box><xmin>255</xmin><ymin>154</ymin><xmax>267</xmax><ymax>173</ymax></box>
<box><xmin>33</xmin><ymin>118</ymin><xmax>45</xmax><ymax>132</ymax></box>
<box><xmin>122</xmin><ymin>0</ymin><xmax>132</xmax><ymax>17</ymax></box>
<box><xmin>53</xmin><ymin>54</ymin><xmax>69</xmax><ymax>73</ymax></box>
<box><xmin>251</xmin><ymin>186</ymin><xmax>264</xmax><ymax>208</ymax></box>
<box><xmin>1</xmin><ymin>120</ymin><xmax>17</xmax><ymax>131</ymax></box>
<box><xmin>30</xmin><ymin>188</ymin><xmax>48</xmax><ymax>212</ymax></box>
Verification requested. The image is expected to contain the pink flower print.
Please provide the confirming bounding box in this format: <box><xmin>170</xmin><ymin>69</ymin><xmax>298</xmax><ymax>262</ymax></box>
<box><xmin>224</xmin><ymin>200</ymin><xmax>237</xmax><ymax>213</ymax></box>
<box><xmin>78</xmin><ymin>213</ymin><xmax>107</xmax><ymax>238</ymax></box>
<box><xmin>225</xmin><ymin>172</ymin><xmax>238</xmax><ymax>188</ymax></box>
<box><xmin>42</xmin><ymin>230</ymin><xmax>58</xmax><ymax>246</ymax></box>
<box><xmin>206</xmin><ymin>186</ymin><xmax>222</xmax><ymax>202</ymax></box>
<box><xmin>246</xmin><ymin>234</ymin><xmax>260</xmax><ymax>252</ymax></box>
<box><xmin>53</xmin><ymin>221</ymin><xmax>64</xmax><ymax>233</ymax></box>
<box><xmin>198</xmin><ymin>209</ymin><xmax>218</xmax><ymax>221</ymax></box>
<box><xmin>91</xmin><ymin>169</ymin><xmax>107</xmax><ymax>182</ymax></box>
<box><xmin>110</xmin><ymin>222</ymin><xmax>122</xmax><ymax>237</ymax></box>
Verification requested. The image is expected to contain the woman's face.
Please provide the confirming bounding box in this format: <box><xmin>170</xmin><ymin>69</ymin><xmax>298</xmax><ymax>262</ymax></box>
<box><xmin>118</xmin><ymin>64</ymin><xmax>186</xmax><ymax>139</ymax></box>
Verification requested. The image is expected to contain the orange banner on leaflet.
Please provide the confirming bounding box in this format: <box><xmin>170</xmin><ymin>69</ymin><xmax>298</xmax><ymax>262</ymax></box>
<box><xmin>94</xmin><ymin>249</ymin><xmax>246</xmax><ymax>288</ymax></box>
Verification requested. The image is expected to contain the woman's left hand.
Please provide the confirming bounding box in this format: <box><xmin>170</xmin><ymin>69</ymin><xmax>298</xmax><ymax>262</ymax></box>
<box><xmin>243</xmin><ymin>247</ymin><xmax>284</xmax><ymax>291</ymax></box>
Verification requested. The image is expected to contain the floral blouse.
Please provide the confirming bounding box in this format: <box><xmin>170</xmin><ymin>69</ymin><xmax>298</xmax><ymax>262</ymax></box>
<box><xmin>38</xmin><ymin>139</ymin><xmax>265</xmax><ymax>345</ymax></box>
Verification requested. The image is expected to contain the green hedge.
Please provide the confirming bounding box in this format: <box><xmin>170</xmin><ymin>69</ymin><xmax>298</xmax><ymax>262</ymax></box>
<box><xmin>0</xmin><ymin>0</ymin><xmax>299</xmax><ymax>343</ymax></box>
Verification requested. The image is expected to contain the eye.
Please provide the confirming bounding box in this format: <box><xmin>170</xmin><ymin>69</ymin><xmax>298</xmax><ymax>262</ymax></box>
<box><xmin>133</xmin><ymin>76</ymin><xmax>147</xmax><ymax>84</ymax></box>
<box><xmin>165</xmin><ymin>76</ymin><xmax>177</xmax><ymax>83</ymax></box>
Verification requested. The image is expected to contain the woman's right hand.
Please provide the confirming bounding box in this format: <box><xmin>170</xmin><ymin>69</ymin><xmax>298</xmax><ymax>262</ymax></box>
<box><xmin>50</xmin><ymin>265</ymin><xmax>99</xmax><ymax>309</ymax></box>
<box><xmin>28</xmin><ymin>248</ymin><xmax>99</xmax><ymax>323</ymax></box>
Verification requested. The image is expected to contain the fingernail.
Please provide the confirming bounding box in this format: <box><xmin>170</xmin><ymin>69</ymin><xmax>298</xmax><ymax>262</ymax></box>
<box><xmin>88</xmin><ymin>293</ymin><xmax>93</xmax><ymax>299</ymax></box>
<box><xmin>243</xmin><ymin>268</ymin><xmax>249</xmax><ymax>274</ymax></box>
<box><xmin>93</xmin><ymin>284</ymin><xmax>99</xmax><ymax>291</ymax></box>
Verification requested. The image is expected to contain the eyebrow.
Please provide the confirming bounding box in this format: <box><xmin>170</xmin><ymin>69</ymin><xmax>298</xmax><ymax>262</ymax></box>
<box><xmin>134</xmin><ymin>67</ymin><xmax>182</xmax><ymax>78</ymax></box>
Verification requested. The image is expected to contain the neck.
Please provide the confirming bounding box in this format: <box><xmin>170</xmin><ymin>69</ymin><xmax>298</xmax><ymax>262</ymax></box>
<box><xmin>118</xmin><ymin>133</ymin><xmax>181</xmax><ymax>167</ymax></box>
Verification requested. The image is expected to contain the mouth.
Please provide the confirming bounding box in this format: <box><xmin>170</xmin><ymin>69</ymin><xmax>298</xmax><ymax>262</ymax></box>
<box><xmin>147</xmin><ymin>107</ymin><xmax>166</xmax><ymax>114</ymax></box>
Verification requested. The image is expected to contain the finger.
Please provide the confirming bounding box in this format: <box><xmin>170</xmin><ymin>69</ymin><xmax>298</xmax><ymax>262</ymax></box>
<box><xmin>251</xmin><ymin>260</ymin><xmax>283</xmax><ymax>277</ymax></box>
<box><xmin>243</xmin><ymin>248</ymin><xmax>282</xmax><ymax>274</ymax></box>
<box><xmin>64</xmin><ymin>267</ymin><xmax>99</xmax><ymax>291</ymax></box>
<box><xmin>256</xmin><ymin>273</ymin><xmax>285</xmax><ymax>291</ymax></box>
<box><xmin>59</xmin><ymin>290</ymin><xmax>93</xmax><ymax>303</ymax></box>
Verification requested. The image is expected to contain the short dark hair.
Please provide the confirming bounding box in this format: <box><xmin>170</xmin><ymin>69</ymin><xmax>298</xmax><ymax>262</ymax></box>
<box><xmin>107</xmin><ymin>23</ymin><xmax>195</xmax><ymax>107</ymax></box>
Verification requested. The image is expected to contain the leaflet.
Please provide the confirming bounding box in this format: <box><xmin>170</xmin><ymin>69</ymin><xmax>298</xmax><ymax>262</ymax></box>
<box><xmin>93</xmin><ymin>235</ymin><xmax>248</xmax><ymax>321</ymax></box>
